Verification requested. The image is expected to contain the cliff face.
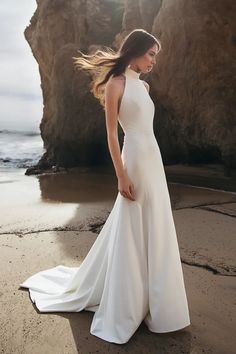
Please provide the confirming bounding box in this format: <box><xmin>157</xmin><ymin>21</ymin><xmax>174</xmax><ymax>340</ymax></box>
<box><xmin>25</xmin><ymin>0</ymin><xmax>236</xmax><ymax>173</ymax></box>
<box><xmin>25</xmin><ymin>0</ymin><xmax>123</xmax><ymax>168</ymax></box>
<box><xmin>149</xmin><ymin>0</ymin><xmax>236</xmax><ymax>171</ymax></box>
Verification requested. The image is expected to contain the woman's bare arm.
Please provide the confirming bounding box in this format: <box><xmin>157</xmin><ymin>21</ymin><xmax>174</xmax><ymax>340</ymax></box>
<box><xmin>104</xmin><ymin>78</ymin><xmax>125</xmax><ymax>178</ymax></box>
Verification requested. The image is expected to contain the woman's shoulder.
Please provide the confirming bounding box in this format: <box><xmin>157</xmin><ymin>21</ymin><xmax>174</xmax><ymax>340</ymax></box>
<box><xmin>105</xmin><ymin>74</ymin><xmax>125</xmax><ymax>94</ymax></box>
<box><xmin>107</xmin><ymin>73</ymin><xmax>125</xmax><ymax>85</ymax></box>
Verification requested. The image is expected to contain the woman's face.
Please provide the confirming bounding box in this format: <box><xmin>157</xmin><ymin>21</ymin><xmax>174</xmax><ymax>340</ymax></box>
<box><xmin>131</xmin><ymin>43</ymin><xmax>159</xmax><ymax>74</ymax></box>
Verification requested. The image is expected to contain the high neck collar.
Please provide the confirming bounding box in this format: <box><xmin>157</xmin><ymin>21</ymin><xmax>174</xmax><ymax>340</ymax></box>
<box><xmin>125</xmin><ymin>66</ymin><xmax>141</xmax><ymax>79</ymax></box>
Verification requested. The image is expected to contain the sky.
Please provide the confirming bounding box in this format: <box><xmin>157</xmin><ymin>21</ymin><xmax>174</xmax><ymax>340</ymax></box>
<box><xmin>0</xmin><ymin>0</ymin><xmax>42</xmax><ymax>133</ymax></box>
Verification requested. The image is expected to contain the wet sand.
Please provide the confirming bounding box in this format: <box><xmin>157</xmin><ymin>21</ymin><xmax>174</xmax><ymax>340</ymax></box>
<box><xmin>0</xmin><ymin>164</ymin><xmax>235</xmax><ymax>353</ymax></box>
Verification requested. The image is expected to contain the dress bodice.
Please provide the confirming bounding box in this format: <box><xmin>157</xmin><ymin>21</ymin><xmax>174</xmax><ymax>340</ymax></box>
<box><xmin>118</xmin><ymin>66</ymin><xmax>155</xmax><ymax>136</ymax></box>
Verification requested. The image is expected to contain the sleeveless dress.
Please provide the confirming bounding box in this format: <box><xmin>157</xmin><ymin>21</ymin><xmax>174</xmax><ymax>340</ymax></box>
<box><xmin>19</xmin><ymin>66</ymin><xmax>191</xmax><ymax>344</ymax></box>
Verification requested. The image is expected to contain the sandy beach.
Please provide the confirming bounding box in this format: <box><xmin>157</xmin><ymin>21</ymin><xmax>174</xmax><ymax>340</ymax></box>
<box><xmin>0</xmin><ymin>164</ymin><xmax>235</xmax><ymax>353</ymax></box>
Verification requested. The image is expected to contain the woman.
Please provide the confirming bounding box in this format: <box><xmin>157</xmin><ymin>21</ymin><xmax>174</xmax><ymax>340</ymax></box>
<box><xmin>20</xmin><ymin>28</ymin><xmax>191</xmax><ymax>344</ymax></box>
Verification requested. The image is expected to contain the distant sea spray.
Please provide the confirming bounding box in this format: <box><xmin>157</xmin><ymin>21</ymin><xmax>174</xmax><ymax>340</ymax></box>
<box><xmin>0</xmin><ymin>129</ymin><xmax>45</xmax><ymax>169</ymax></box>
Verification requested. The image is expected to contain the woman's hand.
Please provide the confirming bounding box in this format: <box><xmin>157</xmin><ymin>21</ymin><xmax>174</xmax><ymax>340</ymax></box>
<box><xmin>118</xmin><ymin>169</ymin><xmax>135</xmax><ymax>201</ymax></box>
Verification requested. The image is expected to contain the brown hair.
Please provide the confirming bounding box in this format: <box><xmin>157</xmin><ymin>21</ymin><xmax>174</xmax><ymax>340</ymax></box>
<box><xmin>73</xmin><ymin>28</ymin><xmax>161</xmax><ymax>108</ymax></box>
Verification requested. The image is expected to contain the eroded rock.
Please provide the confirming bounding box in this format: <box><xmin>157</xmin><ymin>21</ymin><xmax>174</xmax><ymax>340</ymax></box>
<box><xmin>25</xmin><ymin>0</ymin><xmax>236</xmax><ymax>175</ymax></box>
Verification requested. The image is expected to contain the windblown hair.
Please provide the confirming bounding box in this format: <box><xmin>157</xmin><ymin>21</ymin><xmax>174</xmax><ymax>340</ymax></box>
<box><xmin>73</xmin><ymin>29</ymin><xmax>161</xmax><ymax>108</ymax></box>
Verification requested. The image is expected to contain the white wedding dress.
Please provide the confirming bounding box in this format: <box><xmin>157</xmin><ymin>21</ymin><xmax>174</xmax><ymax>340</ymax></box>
<box><xmin>20</xmin><ymin>66</ymin><xmax>190</xmax><ymax>344</ymax></box>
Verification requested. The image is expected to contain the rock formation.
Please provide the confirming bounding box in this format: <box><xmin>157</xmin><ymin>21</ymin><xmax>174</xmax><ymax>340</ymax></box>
<box><xmin>25</xmin><ymin>0</ymin><xmax>236</xmax><ymax>175</ymax></box>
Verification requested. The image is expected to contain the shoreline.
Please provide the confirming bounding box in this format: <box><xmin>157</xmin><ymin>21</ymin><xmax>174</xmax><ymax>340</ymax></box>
<box><xmin>23</xmin><ymin>161</ymin><xmax>236</xmax><ymax>193</ymax></box>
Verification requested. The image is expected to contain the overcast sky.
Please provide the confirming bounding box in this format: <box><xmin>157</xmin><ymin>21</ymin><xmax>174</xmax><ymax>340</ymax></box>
<box><xmin>0</xmin><ymin>0</ymin><xmax>42</xmax><ymax>133</ymax></box>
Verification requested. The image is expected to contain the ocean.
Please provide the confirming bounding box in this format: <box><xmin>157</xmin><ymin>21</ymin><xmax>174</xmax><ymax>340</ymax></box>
<box><xmin>0</xmin><ymin>129</ymin><xmax>45</xmax><ymax>176</ymax></box>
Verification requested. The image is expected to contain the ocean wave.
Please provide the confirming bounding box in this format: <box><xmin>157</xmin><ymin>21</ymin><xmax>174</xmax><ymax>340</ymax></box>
<box><xmin>0</xmin><ymin>129</ymin><xmax>40</xmax><ymax>137</ymax></box>
<box><xmin>0</xmin><ymin>131</ymin><xmax>44</xmax><ymax>169</ymax></box>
